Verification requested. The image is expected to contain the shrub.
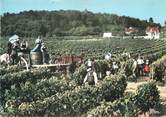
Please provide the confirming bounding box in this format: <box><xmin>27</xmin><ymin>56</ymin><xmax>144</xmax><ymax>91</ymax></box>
<box><xmin>87</xmin><ymin>97</ymin><xmax>138</xmax><ymax>117</ymax></box>
<box><xmin>11</xmin><ymin>73</ymin><xmax>127</xmax><ymax>116</ymax></box>
<box><xmin>150</xmin><ymin>55</ymin><xmax>166</xmax><ymax>82</ymax></box>
<box><xmin>133</xmin><ymin>81</ymin><xmax>160</xmax><ymax>112</ymax></box>
<box><xmin>73</xmin><ymin>64</ymin><xmax>87</xmax><ymax>85</ymax></box>
<box><xmin>124</xmin><ymin>59</ymin><xmax>133</xmax><ymax>77</ymax></box>
<box><xmin>0</xmin><ymin>65</ymin><xmax>22</xmax><ymax>76</ymax></box>
<box><xmin>93</xmin><ymin>60</ymin><xmax>109</xmax><ymax>79</ymax></box>
<box><xmin>0</xmin><ymin>69</ymin><xmax>53</xmax><ymax>109</ymax></box>
<box><xmin>88</xmin><ymin>81</ymin><xmax>160</xmax><ymax>117</ymax></box>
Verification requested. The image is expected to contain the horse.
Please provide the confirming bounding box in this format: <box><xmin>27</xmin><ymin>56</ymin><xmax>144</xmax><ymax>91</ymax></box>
<box><xmin>61</xmin><ymin>55</ymin><xmax>83</xmax><ymax>64</ymax></box>
<box><xmin>53</xmin><ymin>55</ymin><xmax>83</xmax><ymax>65</ymax></box>
<box><xmin>51</xmin><ymin>55</ymin><xmax>83</xmax><ymax>73</ymax></box>
<box><xmin>0</xmin><ymin>53</ymin><xmax>12</xmax><ymax>66</ymax></box>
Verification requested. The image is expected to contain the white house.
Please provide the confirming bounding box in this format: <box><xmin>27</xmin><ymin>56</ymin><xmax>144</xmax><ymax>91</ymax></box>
<box><xmin>144</xmin><ymin>26</ymin><xmax>160</xmax><ymax>39</ymax></box>
<box><xmin>103</xmin><ymin>32</ymin><xmax>113</xmax><ymax>38</ymax></box>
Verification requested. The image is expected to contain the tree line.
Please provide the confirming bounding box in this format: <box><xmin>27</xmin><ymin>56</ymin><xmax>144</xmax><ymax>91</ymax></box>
<box><xmin>1</xmin><ymin>10</ymin><xmax>161</xmax><ymax>37</ymax></box>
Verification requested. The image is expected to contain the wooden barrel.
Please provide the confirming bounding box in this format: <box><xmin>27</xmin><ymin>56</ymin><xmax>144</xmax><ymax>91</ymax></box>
<box><xmin>30</xmin><ymin>52</ymin><xmax>42</xmax><ymax>65</ymax></box>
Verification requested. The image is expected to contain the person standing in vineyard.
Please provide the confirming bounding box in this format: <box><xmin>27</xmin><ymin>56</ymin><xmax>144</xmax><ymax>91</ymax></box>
<box><xmin>31</xmin><ymin>36</ymin><xmax>43</xmax><ymax>52</ymax></box>
<box><xmin>9</xmin><ymin>35</ymin><xmax>20</xmax><ymax>65</ymax></box>
<box><xmin>83</xmin><ymin>68</ymin><xmax>98</xmax><ymax>85</ymax></box>
<box><xmin>143</xmin><ymin>59</ymin><xmax>150</xmax><ymax>76</ymax></box>
<box><xmin>7</xmin><ymin>41</ymin><xmax>12</xmax><ymax>56</ymax></box>
<box><xmin>132</xmin><ymin>58</ymin><xmax>138</xmax><ymax>82</ymax></box>
<box><xmin>112</xmin><ymin>61</ymin><xmax>119</xmax><ymax>74</ymax></box>
<box><xmin>154</xmin><ymin>64</ymin><xmax>165</xmax><ymax>82</ymax></box>
<box><xmin>20</xmin><ymin>40</ymin><xmax>29</xmax><ymax>53</ymax></box>
<box><xmin>137</xmin><ymin>56</ymin><xmax>144</xmax><ymax>77</ymax></box>
<box><xmin>41</xmin><ymin>43</ymin><xmax>50</xmax><ymax>64</ymax></box>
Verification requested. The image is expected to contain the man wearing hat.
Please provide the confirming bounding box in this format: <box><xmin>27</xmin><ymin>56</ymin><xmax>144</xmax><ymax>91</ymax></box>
<box><xmin>41</xmin><ymin>43</ymin><xmax>50</xmax><ymax>64</ymax></box>
<box><xmin>8</xmin><ymin>35</ymin><xmax>20</xmax><ymax>55</ymax></box>
<box><xmin>8</xmin><ymin>35</ymin><xmax>20</xmax><ymax>64</ymax></box>
<box><xmin>31</xmin><ymin>36</ymin><xmax>43</xmax><ymax>52</ymax></box>
<box><xmin>9</xmin><ymin>35</ymin><xmax>20</xmax><ymax>44</ymax></box>
<box><xmin>83</xmin><ymin>68</ymin><xmax>98</xmax><ymax>85</ymax></box>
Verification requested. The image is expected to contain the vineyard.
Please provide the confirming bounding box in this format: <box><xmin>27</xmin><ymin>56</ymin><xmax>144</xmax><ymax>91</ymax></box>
<box><xmin>0</xmin><ymin>37</ymin><xmax>166</xmax><ymax>116</ymax></box>
<box><xmin>1</xmin><ymin>37</ymin><xmax>166</xmax><ymax>59</ymax></box>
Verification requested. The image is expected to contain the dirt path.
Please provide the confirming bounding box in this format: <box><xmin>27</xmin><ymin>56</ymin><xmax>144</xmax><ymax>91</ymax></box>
<box><xmin>126</xmin><ymin>81</ymin><xmax>166</xmax><ymax>101</ymax></box>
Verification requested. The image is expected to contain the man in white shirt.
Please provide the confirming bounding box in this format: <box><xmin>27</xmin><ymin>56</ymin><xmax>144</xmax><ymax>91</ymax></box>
<box><xmin>137</xmin><ymin>56</ymin><xmax>144</xmax><ymax>77</ymax></box>
<box><xmin>112</xmin><ymin>62</ymin><xmax>119</xmax><ymax>74</ymax></box>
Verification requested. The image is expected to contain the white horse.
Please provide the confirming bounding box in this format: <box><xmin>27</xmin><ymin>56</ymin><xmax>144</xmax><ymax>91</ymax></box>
<box><xmin>0</xmin><ymin>53</ymin><xmax>29</xmax><ymax>71</ymax></box>
<box><xmin>0</xmin><ymin>53</ymin><xmax>11</xmax><ymax>66</ymax></box>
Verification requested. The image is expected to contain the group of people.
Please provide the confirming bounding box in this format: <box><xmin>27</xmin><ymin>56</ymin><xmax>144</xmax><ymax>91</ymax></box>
<box><xmin>132</xmin><ymin>55</ymin><xmax>150</xmax><ymax>79</ymax></box>
<box><xmin>7</xmin><ymin>35</ymin><xmax>29</xmax><ymax>65</ymax></box>
<box><xmin>0</xmin><ymin>35</ymin><xmax>50</xmax><ymax>66</ymax></box>
<box><xmin>83</xmin><ymin>56</ymin><xmax>120</xmax><ymax>85</ymax></box>
<box><xmin>0</xmin><ymin>35</ymin><xmax>159</xmax><ymax>85</ymax></box>
<box><xmin>83</xmin><ymin>52</ymin><xmax>151</xmax><ymax>85</ymax></box>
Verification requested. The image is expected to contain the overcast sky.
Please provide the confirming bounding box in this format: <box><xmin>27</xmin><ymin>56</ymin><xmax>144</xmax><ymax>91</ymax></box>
<box><xmin>1</xmin><ymin>0</ymin><xmax>166</xmax><ymax>25</ymax></box>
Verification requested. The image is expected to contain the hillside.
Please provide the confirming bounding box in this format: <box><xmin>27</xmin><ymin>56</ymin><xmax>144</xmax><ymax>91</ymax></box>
<box><xmin>1</xmin><ymin>10</ymin><xmax>160</xmax><ymax>37</ymax></box>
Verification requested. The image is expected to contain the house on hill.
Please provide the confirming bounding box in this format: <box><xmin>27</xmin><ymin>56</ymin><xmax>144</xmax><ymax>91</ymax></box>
<box><xmin>125</xmin><ymin>27</ymin><xmax>138</xmax><ymax>35</ymax></box>
<box><xmin>103</xmin><ymin>32</ymin><xmax>113</xmax><ymax>38</ymax></box>
<box><xmin>145</xmin><ymin>26</ymin><xmax>160</xmax><ymax>39</ymax></box>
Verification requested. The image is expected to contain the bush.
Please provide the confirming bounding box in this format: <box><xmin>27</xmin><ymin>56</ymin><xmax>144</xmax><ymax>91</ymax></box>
<box><xmin>11</xmin><ymin>73</ymin><xmax>127</xmax><ymax>116</ymax></box>
<box><xmin>87</xmin><ymin>97</ymin><xmax>138</xmax><ymax>117</ymax></box>
<box><xmin>0</xmin><ymin>65</ymin><xmax>23</xmax><ymax>76</ymax></box>
<box><xmin>88</xmin><ymin>81</ymin><xmax>160</xmax><ymax>117</ymax></box>
<box><xmin>93</xmin><ymin>60</ymin><xmax>109</xmax><ymax>79</ymax></box>
<box><xmin>73</xmin><ymin>64</ymin><xmax>87</xmax><ymax>85</ymax></box>
<box><xmin>124</xmin><ymin>59</ymin><xmax>134</xmax><ymax>77</ymax></box>
<box><xmin>133</xmin><ymin>81</ymin><xmax>160</xmax><ymax>112</ymax></box>
<box><xmin>4</xmin><ymin>77</ymin><xmax>77</xmax><ymax>116</ymax></box>
<box><xmin>0</xmin><ymin>68</ymin><xmax>53</xmax><ymax>110</ymax></box>
<box><xmin>4</xmin><ymin>77</ymin><xmax>76</xmax><ymax>105</ymax></box>
<box><xmin>150</xmin><ymin>55</ymin><xmax>166</xmax><ymax>82</ymax></box>
<box><xmin>1</xmin><ymin>69</ymin><xmax>52</xmax><ymax>90</ymax></box>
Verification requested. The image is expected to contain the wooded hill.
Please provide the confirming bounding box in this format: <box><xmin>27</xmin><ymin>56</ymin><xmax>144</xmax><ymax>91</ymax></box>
<box><xmin>1</xmin><ymin>10</ymin><xmax>160</xmax><ymax>37</ymax></box>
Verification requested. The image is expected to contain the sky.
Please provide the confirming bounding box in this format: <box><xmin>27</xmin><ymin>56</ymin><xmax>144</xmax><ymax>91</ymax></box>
<box><xmin>1</xmin><ymin>0</ymin><xmax>166</xmax><ymax>25</ymax></box>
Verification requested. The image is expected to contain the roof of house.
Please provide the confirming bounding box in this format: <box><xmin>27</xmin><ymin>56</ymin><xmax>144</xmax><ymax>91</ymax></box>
<box><xmin>125</xmin><ymin>27</ymin><xmax>138</xmax><ymax>33</ymax></box>
<box><xmin>146</xmin><ymin>26</ymin><xmax>160</xmax><ymax>33</ymax></box>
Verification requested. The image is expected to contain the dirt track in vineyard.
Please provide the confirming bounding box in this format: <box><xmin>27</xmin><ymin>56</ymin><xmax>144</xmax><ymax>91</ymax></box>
<box><xmin>126</xmin><ymin>77</ymin><xmax>166</xmax><ymax>101</ymax></box>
